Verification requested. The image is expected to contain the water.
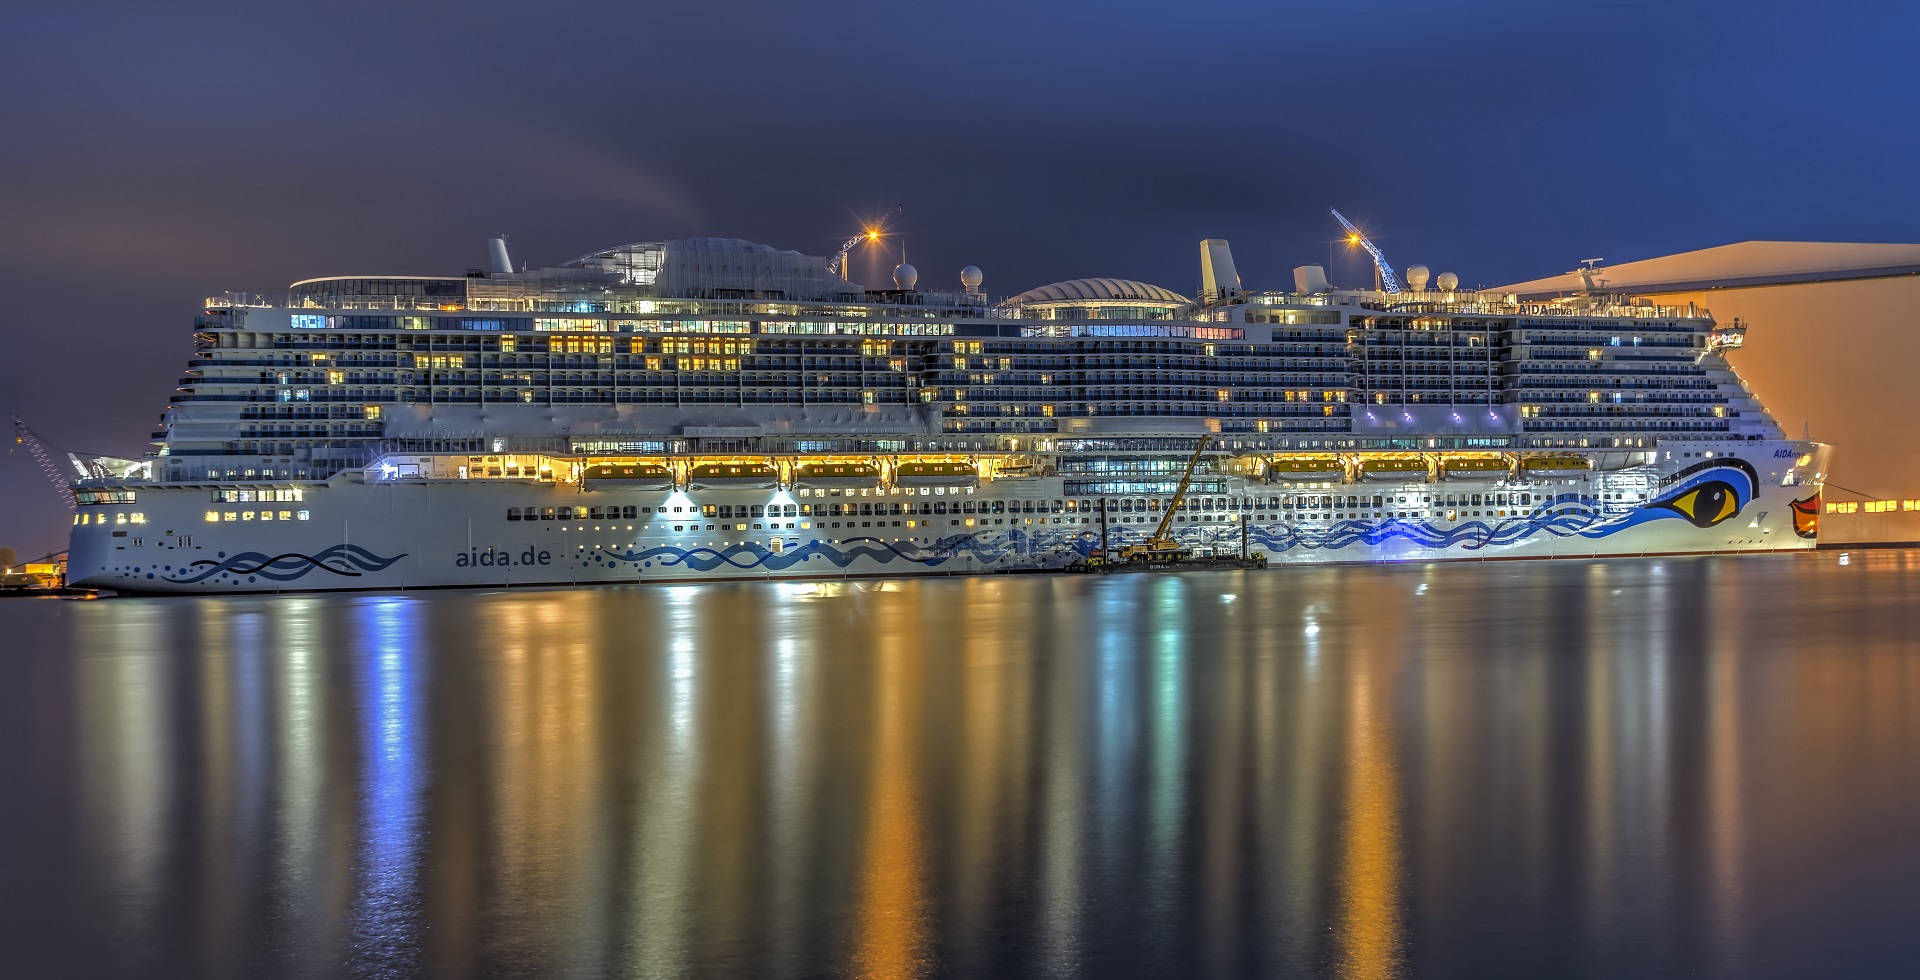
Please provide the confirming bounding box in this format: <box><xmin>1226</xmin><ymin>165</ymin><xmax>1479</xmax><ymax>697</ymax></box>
<box><xmin>3</xmin><ymin>551</ymin><xmax>1919</xmax><ymax>979</ymax></box>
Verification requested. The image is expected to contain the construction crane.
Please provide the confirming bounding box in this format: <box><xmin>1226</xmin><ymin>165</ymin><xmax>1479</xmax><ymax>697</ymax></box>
<box><xmin>1330</xmin><ymin>208</ymin><xmax>1403</xmax><ymax>294</ymax></box>
<box><xmin>827</xmin><ymin>202</ymin><xmax>904</xmax><ymax>277</ymax></box>
<box><xmin>11</xmin><ymin>415</ymin><xmax>80</xmax><ymax>512</ymax></box>
<box><xmin>1119</xmin><ymin>434</ymin><xmax>1213</xmax><ymax>563</ymax></box>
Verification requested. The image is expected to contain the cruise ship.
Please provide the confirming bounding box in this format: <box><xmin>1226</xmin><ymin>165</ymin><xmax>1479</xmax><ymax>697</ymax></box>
<box><xmin>64</xmin><ymin>230</ymin><xmax>1828</xmax><ymax>593</ymax></box>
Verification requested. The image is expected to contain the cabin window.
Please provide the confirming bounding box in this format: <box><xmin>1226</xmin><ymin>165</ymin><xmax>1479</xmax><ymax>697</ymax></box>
<box><xmin>507</xmin><ymin>507</ymin><xmax>521</xmax><ymax>521</ymax></box>
<box><xmin>541</xmin><ymin>507</ymin><xmax>556</xmax><ymax>520</ymax></box>
<box><xmin>574</xmin><ymin>507</ymin><xmax>588</xmax><ymax>519</ymax></box>
<box><xmin>751</xmin><ymin>505</ymin><xmax>765</xmax><ymax>517</ymax></box>
<box><xmin>624</xmin><ymin>506</ymin><xmax>637</xmax><ymax>518</ymax></box>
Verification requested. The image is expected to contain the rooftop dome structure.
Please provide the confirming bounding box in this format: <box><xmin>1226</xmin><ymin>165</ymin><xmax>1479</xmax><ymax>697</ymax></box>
<box><xmin>1002</xmin><ymin>278</ymin><xmax>1192</xmax><ymax>307</ymax></box>
<box><xmin>998</xmin><ymin>277</ymin><xmax>1193</xmax><ymax>322</ymax></box>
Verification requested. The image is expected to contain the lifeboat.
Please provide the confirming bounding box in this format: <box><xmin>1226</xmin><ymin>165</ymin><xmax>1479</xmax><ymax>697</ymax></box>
<box><xmin>688</xmin><ymin>462</ymin><xmax>780</xmax><ymax>488</ymax></box>
<box><xmin>582</xmin><ymin>462</ymin><xmax>675</xmax><ymax>490</ymax></box>
<box><xmin>793</xmin><ymin>461</ymin><xmax>880</xmax><ymax>489</ymax></box>
<box><xmin>895</xmin><ymin>461</ymin><xmax>978</xmax><ymax>488</ymax></box>
<box><xmin>1442</xmin><ymin>456</ymin><xmax>1509</xmax><ymax>480</ymax></box>
<box><xmin>1357</xmin><ymin>456</ymin><xmax>1429</xmax><ymax>482</ymax></box>
<box><xmin>1521</xmin><ymin>455</ymin><xmax>1590</xmax><ymax>473</ymax></box>
<box><xmin>1267</xmin><ymin>455</ymin><xmax>1345</xmax><ymax>481</ymax></box>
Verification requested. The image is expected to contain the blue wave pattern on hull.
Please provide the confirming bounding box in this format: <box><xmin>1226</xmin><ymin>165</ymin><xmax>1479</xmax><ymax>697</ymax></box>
<box><xmin>592</xmin><ymin>466</ymin><xmax>1756</xmax><ymax>573</ymax></box>
<box><xmin>143</xmin><ymin>464</ymin><xmax>1760</xmax><ymax>584</ymax></box>
<box><xmin>595</xmin><ymin>529</ymin><xmax>1041</xmax><ymax>573</ymax></box>
<box><xmin>163</xmin><ymin>544</ymin><xmax>410</xmax><ymax>584</ymax></box>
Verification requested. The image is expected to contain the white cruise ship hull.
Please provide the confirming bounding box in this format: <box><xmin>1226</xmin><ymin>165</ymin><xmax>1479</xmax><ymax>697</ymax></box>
<box><xmin>68</xmin><ymin>441</ymin><xmax>1829</xmax><ymax>594</ymax></box>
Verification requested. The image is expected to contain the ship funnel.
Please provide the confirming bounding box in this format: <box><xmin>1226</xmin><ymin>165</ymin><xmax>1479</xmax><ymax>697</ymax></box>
<box><xmin>1200</xmin><ymin>239</ymin><xmax>1241</xmax><ymax>302</ymax></box>
<box><xmin>1293</xmin><ymin>265</ymin><xmax>1331</xmax><ymax>294</ymax></box>
<box><xmin>488</xmin><ymin>236</ymin><xmax>514</xmax><ymax>275</ymax></box>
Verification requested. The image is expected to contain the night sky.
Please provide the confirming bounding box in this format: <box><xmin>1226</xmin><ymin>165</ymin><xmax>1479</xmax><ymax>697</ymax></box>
<box><xmin>3</xmin><ymin>0</ymin><xmax>1915</xmax><ymax>557</ymax></box>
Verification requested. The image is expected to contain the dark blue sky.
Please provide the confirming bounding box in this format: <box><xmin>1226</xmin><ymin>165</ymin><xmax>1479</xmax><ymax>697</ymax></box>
<box><xmin>2</xmin><ymin>0</ymin><xmax>1915</xmax><ymax>554</ymax></box>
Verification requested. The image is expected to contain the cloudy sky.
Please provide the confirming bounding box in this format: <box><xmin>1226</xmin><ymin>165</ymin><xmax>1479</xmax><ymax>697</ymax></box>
<box><xmin>2</xmin><ymin>0</ymin><xmax>1915</xmax><ymax>555</ymax></box>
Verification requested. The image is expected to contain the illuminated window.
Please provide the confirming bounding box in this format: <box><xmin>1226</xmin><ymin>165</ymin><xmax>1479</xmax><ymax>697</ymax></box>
<box><xmin>1587</xmin><ymin>349</ymin><xmax>1602</xmax><ymax>360</ymax></box>
<box><xmin>279</xmin><ymin>510</ymin><xmax>292</xmax><ymax>520</ymax></box>
<box><xmin>260</xmin><ymin>510</ymin><xmax>274</xmax><ymax>521</ymax></box>
<box><xmin>364</xmin><ymin>405</ymin><xmax>382</xmax><ymax>420</ymax></box>
<box><xmin>500</xmin><ymin>336</ymin><xmax>517</xmax><ymax>353</ymax></box>
<box><xmin>862</xmin><ymin>390</ymin><xmax>875</xmax><ymax>404</ymax></box>
<box><xmin>1217</xmin><ymin>389</ymin><xmax>1230</xmax><ymax>402</ymax></box>
<box><xmin>1042</xmin><ymin>404</ymin><xmax>1055</xmax><ymax>417</ymax></box>
<box><xmin>223</xmin><ymin>512</ymin><xmax>237</xmax><ymax>522</ymax></box>
<box><xmin>205</xmin><ymin>510</ymin><xmax>219</xmax><ymax>523</ymax></box>
<box><xmin>1588</xmin><ymin>391</ymin><xmax>1601</xmax><ymax>403</ymax></box>
<box><xmin>297</xmin><ymin>510</ymin><xmax>311</xmax><ymax>521</ymax></box>
<box><xmin>327</xmin><ymin>370</ymin><xmax>345</xmax><ymax>384</ymax></box>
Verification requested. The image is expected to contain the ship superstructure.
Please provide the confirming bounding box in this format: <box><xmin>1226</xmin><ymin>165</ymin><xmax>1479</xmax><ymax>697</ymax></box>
<box><xmin>65</xmin><ymin>233</ymin><xmax>1828</xmax><ymax>592</ymax></box>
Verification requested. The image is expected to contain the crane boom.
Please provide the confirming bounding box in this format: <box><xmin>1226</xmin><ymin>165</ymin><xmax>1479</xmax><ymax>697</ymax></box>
<box><xmin>11</xmin><ymin>415</ymin><xmax>78</xmax><ymax>512</ymax></box>
<box><xmin>1330</xmin><ymin>208</ymin><xmax>1403</xmax><ymax>294</ymax></box>
<box><xmin>828</xmin><ymin>202</ymin><xmax>904</xmax><ymax>277</ymax></box>
<box><xmin>1121</xmin><ymin>434</ymin><xmax>1211</xmax><ymax>559</ymax></box>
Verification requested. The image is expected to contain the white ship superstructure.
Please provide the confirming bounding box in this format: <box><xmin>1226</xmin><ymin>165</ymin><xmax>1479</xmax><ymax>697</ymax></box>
<box><xmin>66</xmin><ymin>234</ymin><xmax>1828</xmax><ymax>593</ymax></box>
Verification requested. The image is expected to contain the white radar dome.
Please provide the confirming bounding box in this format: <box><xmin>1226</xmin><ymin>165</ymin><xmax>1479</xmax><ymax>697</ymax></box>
<box><xmin>1437</xmin><ymin>272</ymin><xmax>1459</xmax><ymax>291</ymax></box>
<box><xmin>960</xmin><ymin>265</ymin><xmax>984</xmax><ymax>289</ymax></box>
<box><xmin>1405</xmin><ymin>265</ymin><xmax>1431</xmax><ymax>290</ymax></box>
<box><xmin>893</xmin><ymin>262</ymin><xmax>919</xmax><ymax>290</ymax></box>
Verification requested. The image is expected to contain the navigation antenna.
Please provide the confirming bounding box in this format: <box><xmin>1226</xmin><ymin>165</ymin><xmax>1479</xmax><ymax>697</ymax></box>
<box><xmin>1330</xmin><ymin>209</ymin><xmax>1402</xmax><ymax>294</ymax></box>
<box><xmin>1574</xmin><ymin>257</ymin><xmax>1607</xmax><ymax>293</ymax></box>
<box><xmin>828</xmin><ymin>203</ymin><xmax>904</xmax><ymax>278</ymax></box>
<box><xmin>10</xmin><ymin>415</ymin><xmax>78</xmax><ymax>513</ymax></box>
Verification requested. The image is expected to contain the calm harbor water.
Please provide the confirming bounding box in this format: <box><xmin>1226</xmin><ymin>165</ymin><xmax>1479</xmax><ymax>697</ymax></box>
<box><xmin>4</xmin><ymin>551</ymin><xmax>1920</xmax><ymax>978</ymax></box>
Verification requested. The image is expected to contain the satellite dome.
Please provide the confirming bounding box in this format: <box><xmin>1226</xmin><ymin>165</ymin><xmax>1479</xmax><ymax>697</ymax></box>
<box><xmin>960</xmin><ymin>265</ymin><xmax>984</xmax><ymax>289</ymax></box>
<box><xmin>1405</xmin><ymin>265</ymin><xmax>1431</xmax><ymax>290</ymax></box>
<box><xmin>1437</xmin><ymin>271</ymin><xmax>1459</xmax><ymax>291</ymax></box>
<box><xmin>893</xmin><ymin>263</ymin><xmax>919</xmax><ymax>290</ymax></box>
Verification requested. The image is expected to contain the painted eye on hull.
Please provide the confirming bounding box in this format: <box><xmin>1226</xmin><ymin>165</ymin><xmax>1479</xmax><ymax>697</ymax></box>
<box><xmin>1658</xmin><ymin>480</ymin><xmax>1741</xmax><ymax>528</ymax></box>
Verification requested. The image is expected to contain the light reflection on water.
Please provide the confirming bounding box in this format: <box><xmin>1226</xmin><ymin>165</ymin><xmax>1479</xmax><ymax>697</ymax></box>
<box><xmin>7</xmin><ymin>551</ymin><xmax>1920</xmax><ymax>977</ymax></box>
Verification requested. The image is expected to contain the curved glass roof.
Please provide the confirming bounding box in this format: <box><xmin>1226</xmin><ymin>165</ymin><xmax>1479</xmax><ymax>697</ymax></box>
<box><xmin>1003</xmin><ymin>278</ymin><xmax>1192</xmax><ymax>307</ymax></box>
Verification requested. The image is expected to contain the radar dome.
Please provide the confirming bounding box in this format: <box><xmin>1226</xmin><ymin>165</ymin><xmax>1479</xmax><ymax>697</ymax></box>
<box><xmin>1436</xmin><ymin>272</ymin><xmax>1459</xmax><ymax>291</ymax></box>
<box><xmin>893</xmin><ymin>262</ymin><xmax>919</xmax><ymax>290</ymax></box>
<box><xmin>960</xmin><ymin>265</ymin><xmax>984</xmax><ymax>289</ymax></box>
<box><xmin>1405</xmin><ymin>265</ymin><xmax>1431</xmax><ymax>290</ymax></box>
